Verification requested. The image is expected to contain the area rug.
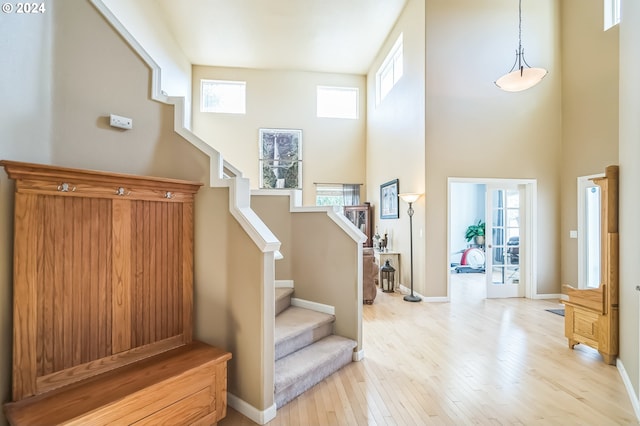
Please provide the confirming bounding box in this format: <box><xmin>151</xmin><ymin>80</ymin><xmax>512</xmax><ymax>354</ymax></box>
<box><xmin>545</xmin><ymin>308</ymin><xmax>565</xmax><ymax>316</ymax></box>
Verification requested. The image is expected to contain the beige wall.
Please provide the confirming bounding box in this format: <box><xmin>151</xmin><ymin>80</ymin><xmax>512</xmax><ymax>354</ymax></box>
<box><xmin>192</xmin><ymin>66</ymin><xmax>367</xmax><ymax>205</ymax></box>
<box><xmin>252</xmin><ymin>194</ymin><xmax>362</xmax><ymax>349</ymax></box>
<box><xmin>101</xmin><ymin>0</ymin><xmax>192</xmax><ymax>99</ymax></box>
<box><xmin>291</xmin><ymin>213</ymin><xmax>362</xmax><ymax>348</ymax></box>
<box><xmin>367</xmin><ymin>0</ymin><xmax>562</xmax><ymax>298</ymax></box>
<box><xmin>50</xmin><ymin>0</ymin><xmax>208</xmax><ymax>180</ymax></box>
<box><xmin>619</xmin><ymin>0</ymin><xmax>640</xmax><ymax>400</ymax></box>
<box><xmin>251</xmin><ymin>194</ymin><xmax>294</xmax><ymax>280</ymax></box>
<box><xmin>0</xmin><ymin>7</ymin><xmax>53</xmax><ymax>424</ymax></box>
<box><xmin>366</xmin><ymin>0</ymin><xmax>427</xmax><ymax>295</ymax></box>
<box><xmin>560</xmin><ymin>0</ymin><xmax>619</xmax><ymax>288</ymax></box>
<box><xmin>422</xmin><ymin>0</ymin><xmax>562</xmax><ymax>297</ymax></box>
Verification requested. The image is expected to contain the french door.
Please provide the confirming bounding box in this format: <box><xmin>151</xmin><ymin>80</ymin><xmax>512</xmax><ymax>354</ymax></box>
<box><xmin>486</xmin><ymin>184</ymin><xmax>524</xmax><ymax>298</ymax></box>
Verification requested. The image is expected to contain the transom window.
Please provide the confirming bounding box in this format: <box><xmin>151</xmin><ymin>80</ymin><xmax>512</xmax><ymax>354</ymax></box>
<box><xmin>376</xmin><ymin>33</ymin><xmax>403</xmax><ymax>106</ymax></box>
<box><xmin>317</xmin><ymin>86</ymin><xmax>359</xmax><ymax>119</ymax></box>
<box><xmin>200</xmin><ymin>79</ymin><xmax>246</xmax><ymax>114</ymax></box>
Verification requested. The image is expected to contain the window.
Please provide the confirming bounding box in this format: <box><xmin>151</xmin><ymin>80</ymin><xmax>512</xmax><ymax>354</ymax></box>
<box><xmin>317</xmin><ymin>86</ymin><xmax>359</xmax><ymax>119</ymax></box>
<box><xmin>376</xmin><ymin>33</ymin><xmax>403</xmax><ymax>105</ymax></box>
<box><xmin>604</xmin><ymin>0</ymin><xmax>620</xmax><ymax>30</ymax></box>
<box><xmin>315</xmin><ymin>184</ymin><xmax>361</xmax><ymax>210</ymax></box>
<box><xmin>200</xmin><ymin>79</ymin><xmax>246</xmax><ymax>113</ymax></box>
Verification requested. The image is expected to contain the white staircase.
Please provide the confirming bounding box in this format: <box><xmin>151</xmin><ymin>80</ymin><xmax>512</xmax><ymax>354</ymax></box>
<box><xmin>274</xmin><ymin>288</ymin><xmax>356</xmax><ymax>408</ymax></box>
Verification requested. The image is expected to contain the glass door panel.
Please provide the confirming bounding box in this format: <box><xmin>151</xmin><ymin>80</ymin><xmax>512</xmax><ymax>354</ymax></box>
<box><xmin>486</xmin><ymin>186</ymin><xmax>523</xmax><ymax>298</ymax></box>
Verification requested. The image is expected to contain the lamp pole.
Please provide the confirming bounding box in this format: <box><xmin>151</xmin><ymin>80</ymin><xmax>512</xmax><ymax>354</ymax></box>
<box><xmin>399</xmin><ymin>193</ymin><xmax>422</xmax><ymax>302</ymax></box>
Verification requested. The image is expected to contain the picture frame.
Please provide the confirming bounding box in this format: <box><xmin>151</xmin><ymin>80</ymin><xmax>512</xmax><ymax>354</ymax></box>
<box><xmin>380</xmin><ymin>179</ymin><xmax>399</xmax><ymax>219</ymax></box>
<box><xmin>259</xmin><ymin>128</ymin><xmax>302</xmax><ymax>189</ymax></box>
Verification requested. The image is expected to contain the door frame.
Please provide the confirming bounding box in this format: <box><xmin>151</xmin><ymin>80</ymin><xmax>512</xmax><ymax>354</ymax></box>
<box><xmin>447</xmin><ymin>177</ymin><xmax>538</xmax><ymax>300</ymax></box>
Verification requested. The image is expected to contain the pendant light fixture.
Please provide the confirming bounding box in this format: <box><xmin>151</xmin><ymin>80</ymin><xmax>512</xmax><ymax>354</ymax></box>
<box><xmin>495</xmin><ymin>0</ymin><xmax>547</xmax><ymax>92</ymax></box>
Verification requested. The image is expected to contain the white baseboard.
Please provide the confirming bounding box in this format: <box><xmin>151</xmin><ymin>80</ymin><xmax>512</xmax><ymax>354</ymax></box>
<box><xmin>533</xmin><ymin>293</ymin><xmax>563</xmax><ymax>300</ymax></box>
<box><xmin>291</xmin><ymin>297</ymin><xmax>335</xmax><ymax>315</ymax></box>
<box><xmin>275</xmin><ymin>280</ymin><xmax>294</xmax><ymax>288</ymax></box>
<box><xmin>397</xmin><ymin>285</ymin><xmax>448</xmax><ymax>302</ymax></box>
<box><xmin>227</xmin><ymin>393</ymin><xmax>277</xmax><ymax>425</ymax></box>
<box><xmin>617</xmin><ymin>359</ymin><xmax>640</xmax><ymax>421</ymax></box>
<box><xmin>353</xmin><ymin>348</ymin><xmax>364</xmax><ymax>361</ymax></box>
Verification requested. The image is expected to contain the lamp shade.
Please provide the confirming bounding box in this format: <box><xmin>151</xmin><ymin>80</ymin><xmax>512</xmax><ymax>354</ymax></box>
<box><xmin>399</xmin><ymin>193</ymin><xmax>422</xmax><ymax>204</ymax></box>
<box><xmin>495</xmin><ymin>67</ymin><xmax>547</xmax><ymax>92</ymax></box>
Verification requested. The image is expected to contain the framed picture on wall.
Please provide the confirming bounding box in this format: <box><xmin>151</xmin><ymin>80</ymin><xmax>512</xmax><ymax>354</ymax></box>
<box><xmin>259</xmin><ymin>128</ymin><xmax>302</xmax><ymax>189</ymax></box>
<box><xmin>380</xmin><ymin>179</ymin><xmax>399</xmax><ymax>219</ymax></box>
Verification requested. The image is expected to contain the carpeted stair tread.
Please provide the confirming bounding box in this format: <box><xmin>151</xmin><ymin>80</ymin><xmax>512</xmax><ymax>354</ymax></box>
<box><xmin>274</xmin><ymin>335</ymin><xmax>356</xmax><ymax>407</ymax></box>
<box><xmin>275</xmin><ymin>306</ymin><xmax>335</xmax><ymax>360</ymax></box>
<box><xmin>275</xmin><ymin>288</ymin><xmax>294</xmax><ymax>316</ymax></box>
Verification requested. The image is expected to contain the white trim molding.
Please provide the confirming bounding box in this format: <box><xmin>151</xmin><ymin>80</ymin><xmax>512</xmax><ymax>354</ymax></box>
<box><xmin>617</xmin><ymin>359</ymin><xmax>640</xmax><ymax>421</ymax></box>
<box><xmin>291</xmin><ymin>298</ymin><xmax>335</xmax><ymax>315</ymax></box>
<box><xmin>275</xmin><ymin>280</ymin><xmax>294</xmax><ymax>288</ymax></box>
<box><xmin>227</xmin><ymin>393</ymin><xmax>277</xmax><ymax>425</ymax></box>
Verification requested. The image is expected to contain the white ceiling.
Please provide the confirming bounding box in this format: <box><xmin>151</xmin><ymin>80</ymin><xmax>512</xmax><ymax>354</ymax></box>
<box><xmin>155</xmin><ymin>0</ymin><xmax>408</xmax><ymax>75</ymax></box>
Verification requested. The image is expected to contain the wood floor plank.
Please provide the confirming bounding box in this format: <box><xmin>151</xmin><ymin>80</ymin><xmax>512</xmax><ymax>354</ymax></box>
<box><xmin>220</xmin><ymin>273</ymin><xmax>639</xmax><ymax>425</ymax></box>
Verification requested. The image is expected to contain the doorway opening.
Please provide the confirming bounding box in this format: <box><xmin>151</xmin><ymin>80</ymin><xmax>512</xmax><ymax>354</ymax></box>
<box><xmin>447</xmin><ymin>178</ymin><xmax>537</xmax><ymax>301</ymax></box>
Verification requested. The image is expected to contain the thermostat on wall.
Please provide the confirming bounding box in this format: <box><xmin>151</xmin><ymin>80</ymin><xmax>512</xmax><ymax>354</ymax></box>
<box><xmin>110</xmin><ymin>114</ymin><xmax>133</xmax><ymax>130</ymax></box>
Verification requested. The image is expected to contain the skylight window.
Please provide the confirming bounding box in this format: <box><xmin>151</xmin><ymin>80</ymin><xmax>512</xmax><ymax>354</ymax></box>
<box><xmin>604</xmin><ymin>0</ymin><xmax>620</xmax><ymax>30</ymax></box>
<box><xmin>376</xmin><ymin>33</ymin><xmax>403</xmax><ymax>106</ymax></box>
<box><xmin>200</xmin><ymin>79</ymin><xmax>246</xmax><ymax>114</ymax></box>
<box><xmin>317</xmin><ymin>86</ymin><xmax>359</xmax><ymax>119</ymax></box>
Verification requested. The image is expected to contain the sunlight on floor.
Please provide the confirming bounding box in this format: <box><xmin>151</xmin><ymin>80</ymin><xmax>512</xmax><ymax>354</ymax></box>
<box><xmin>450</xmin><ymin>270</ymin><xmax>486</xmax><ymax>302</ymax></box>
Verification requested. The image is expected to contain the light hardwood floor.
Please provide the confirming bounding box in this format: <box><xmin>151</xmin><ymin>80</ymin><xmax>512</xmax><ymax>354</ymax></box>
<box><xmin>221</xmin><ymin>274</ymin><xmax>638</xmax><ymax>425</ymax></box>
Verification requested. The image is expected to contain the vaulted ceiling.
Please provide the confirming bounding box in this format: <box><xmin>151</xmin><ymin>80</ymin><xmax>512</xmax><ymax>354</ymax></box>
<box><xmin>155</xmin><ymin>0</ymin><xmax>408</xmax><ymax>74</ymax></box>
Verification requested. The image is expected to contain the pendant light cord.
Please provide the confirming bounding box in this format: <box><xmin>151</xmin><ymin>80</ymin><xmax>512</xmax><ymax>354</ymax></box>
<box><xmin>518</xmin><ymin>0</ymin><xmax>523</xmax><ymax>71</ymax></box>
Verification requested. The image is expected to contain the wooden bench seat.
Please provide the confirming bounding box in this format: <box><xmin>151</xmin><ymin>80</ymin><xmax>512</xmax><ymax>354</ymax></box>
<box><xmin>5</xmin><ymin>341</ymin><xmax>231</xmax><ymax>425</ymax></box>
<box><xmin>1</xmin><ymin>161</ymin><xmax>232</xmax><ymax>425</ymax></box>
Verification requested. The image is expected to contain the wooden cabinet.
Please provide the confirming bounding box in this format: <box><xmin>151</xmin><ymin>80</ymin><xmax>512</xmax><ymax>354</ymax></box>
<box><xmin>344</xmin><ymin>203</ymin><xmax>372</xmax><ymax>247</ymax></box>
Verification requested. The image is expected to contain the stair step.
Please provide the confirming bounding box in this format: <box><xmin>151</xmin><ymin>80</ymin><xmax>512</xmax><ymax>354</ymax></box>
<box><xmin>275</xmin><ymin>287</ymin><xmax>294</xmax><ymax>316</ymax></box>
<box><xmin>275</xmin><ymin>306</ymin><xmax>334</xmax><ymax>360</ymax></box>
<box><xmin>274</xmin><ymin>335</ymin><xmax>356</xmax><ymax>408</ymax></box>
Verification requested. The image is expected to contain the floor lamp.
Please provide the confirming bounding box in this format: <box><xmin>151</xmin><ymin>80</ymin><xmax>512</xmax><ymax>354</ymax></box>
<box><xmin>399</xmin><ymin>192</ymin><xmax>423</xmax><ymax>302</ymax></box>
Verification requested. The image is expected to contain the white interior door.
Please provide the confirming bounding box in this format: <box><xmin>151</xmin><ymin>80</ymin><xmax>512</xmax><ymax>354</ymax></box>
<box><xmin>486</xmin><ymin>185</ymin><xmax>524</xmax><ymax>298</ymax></box>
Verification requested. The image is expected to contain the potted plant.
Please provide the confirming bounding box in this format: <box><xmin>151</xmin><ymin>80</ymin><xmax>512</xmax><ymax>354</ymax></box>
<box><xmin>465</xmin><ymin>220</ymin><xmax>485</xmax><ymax>245</ymax></box>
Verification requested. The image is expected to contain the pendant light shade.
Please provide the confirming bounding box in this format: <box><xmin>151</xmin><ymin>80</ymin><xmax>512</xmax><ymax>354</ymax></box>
<box><xmin>495</xmin><ymin>0</ymin><xmax>547</xmax><ymax>92</ymax></box>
